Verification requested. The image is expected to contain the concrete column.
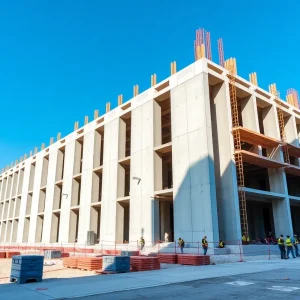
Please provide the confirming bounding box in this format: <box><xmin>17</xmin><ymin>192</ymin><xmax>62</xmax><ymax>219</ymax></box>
<box><xmin>77</xmin><ymin>130</ymin><xmax>95</xmax><ymax>244</ymax></box>
<box><xmin>100</xmin><ymin>118</ymin><xmax>120</xmax><ymax>243</ymax></box>
<box><xmin>130</xmin><ymin>100</ymin><xmax>158</xmax><ymax>243</ymax></box>
<box><xmin>285</xmin><ymin>116</ymin><xmax>300</xmax><ymax>166</ymax></box>
<box><xmin>28</xmin><ymin>156</ymin><xmax>43</xmax><ymax>242</ymax></box>
<box><xmin>210</xmin><ymin>81</ymin><xmax>241</xmax><ymax>242</ymax></box>
<box><xmin>59</xmin><ymin>140</ymin><xmax>76</xmax><ymax>243</ymax></box>
<box><xmin>42</xmin><ymin>149</ymin><xmax>58</xmax><ymax>243</ymax></box>
<box><xmin>262</xmin><ymin>104</ymin><xmax>293</xmax><ymax>236</ymax></box>
<box><xmin>17</xmin><ymin>162</ymin><xmax>31</xmax><ymax>242</ymax></box>
<box><xmin>241</xmin><ymin>95</ymin><xmax>261</xmax><ymax>154</ymax></box>
<box><xmin>171</xmin><ymin>72</ymin><xmax>219</xmax><ymax>243</ymax></box>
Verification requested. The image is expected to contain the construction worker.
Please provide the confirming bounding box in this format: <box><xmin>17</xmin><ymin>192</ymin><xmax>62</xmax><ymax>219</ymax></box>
<box><xmin>292</xmin><ymin>234</ymin><xmax>299</xmax><ymax>257</ymax></box>
<box><xmin>286</xmin><ymin>235</ymin><xmax>296</xmax><ymax>259</ymax></box>
<box><xmin>242</xmin><ymin>235</ymin><xmax>250</xmax><ymax>245</ymax></box>
<box><xmin>277</xmin><ymin>235</ymin><xmax>286</xmax><ymax>259</ymax></box>
<box><xmin>164</xmin><ymin>232</ymin><xmax>169</xmax><ymax>243</ymax></box>
<box><xmin>178</xmin><ymin>237</ymin><xmax>184</xmax><ymax>253</ymax></box>
<box><xmin>202</xmin><ymin>236</ymin><xmax>208</xmax><ymax>255</ymax></box>
<box><xmin>140</xmin><ymin>237</ymin><xmax>145</xmax><ymax>251</ymax></box>
<box><xmin>218</xmin><ymin>240</ymin><xmax>225</xmax><ymax>248</ymax></box>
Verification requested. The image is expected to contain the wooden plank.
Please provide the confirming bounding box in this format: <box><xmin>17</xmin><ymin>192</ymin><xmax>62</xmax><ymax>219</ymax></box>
<box><xmin>233</xmin><ymin>127</ymin><xmax>281</xmax><ymax>148</ymax></box>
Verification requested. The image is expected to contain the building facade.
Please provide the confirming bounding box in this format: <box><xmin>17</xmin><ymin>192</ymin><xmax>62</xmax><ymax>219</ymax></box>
<box><xmin>0</xmin><ymin>58</ymin><xmax>300</xmax><ymax>246</ymax></box>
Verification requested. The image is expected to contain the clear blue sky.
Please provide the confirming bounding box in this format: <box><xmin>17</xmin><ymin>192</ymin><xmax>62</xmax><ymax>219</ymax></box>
<box><xmin>1</xmin><ymin>0</ymin><xmax>299</xmax><ymax>169</ymax></box>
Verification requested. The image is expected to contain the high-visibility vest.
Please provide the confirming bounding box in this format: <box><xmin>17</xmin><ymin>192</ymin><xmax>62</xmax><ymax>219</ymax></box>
<box><xmin>242</xmin><ymin>236</ymin><xmax>246</xmax><ymax>241</ymax></box>
<box><xmin>140</xmin><ymin>239</ymin><xmax>145</xmax><ymax>245</ymax></box>
<box><xmin>219</xmin><ymin>242</ymin><xmax>224</xmax><ymax>248</ymax></box>
<box><xmin>295</xmin><ymin>238</ymin><xmax>298</xmax><ymax>245</ymax></box>
<box><xmin>278</xmin><ymin>238</ymin><xmax>284</xmax><ymax>245</ymax></box>
<box><xmin>202</xmin><ymin>238</ymin><xmax>208</xmax><ymax>247</ymax></box>
<box><xmin>286</xmin><ymin>238</ymin><xmax>292</xmax><ymax>247</ymax></box>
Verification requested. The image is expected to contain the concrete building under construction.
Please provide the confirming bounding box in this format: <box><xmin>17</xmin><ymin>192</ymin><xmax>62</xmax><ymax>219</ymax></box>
<box><xmin>1</xmin><ymin>31</ymin><xmax>300</xmax><ymax>247</ymax></box>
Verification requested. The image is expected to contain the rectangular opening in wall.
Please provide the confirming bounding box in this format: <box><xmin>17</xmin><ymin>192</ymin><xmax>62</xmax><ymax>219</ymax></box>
<box><xmin>0</xmin><ymin>178</ymin><xmax>7</xmax><ymax>201</ymax></box>
<box><xmin>71</xmin><ymin>177</ymin><xmax>81</xmax><ymax>207</ymax></box>
<box><xmin>247</xmin><ymin>200</ymin><xmax>275</xmax><ymax>240</ymax></box>
<box><xmin>23</xmin><ymin>217</ymin><xmax>30</xmax><ymax>242</ymax></box>
<box><xmin>119</xmin><ymin>113</ymin><xmax>131</xmax><ymax>159</ymax></box>
<box><xmin>286</xmin><ymin>174</ymin><xmax>300</xmax><ymax>197</ymax></box>
<box><xmin>160</xmin><ymin>98</ymin><xmax>171</xmax><ymax>145</ymax></box>
<box><xmin>12</xmin><ymin>219</ymin><xmax>18</xmax><ymax>242</ymax></box>
<box><xmin>38</xmin><ymin>190</ymin><xmax>46</xmax><ymax>213</ymax></box>
<box><xmin>92</xmin><ymin>171</ymin><xmax>102</xmax><ymax>203</ymax></box>
<box><xmin>35</xmin><ymin>215</ymin><xmax>44</xmax><ymax>242</ymax></box>
<box><xmin>0</xmin><ymin>221</ymin><xmax>6</xmax><ymax>242</ymax></box>
<box><xmin>5</xmin><ymin>175</ymin><xmax>12</xmax><ymax>200</ymax></box>
<box><xmin>53</xmin><ymin>185</ymin><xmax>62</xmax><ymax>210</ymax></box>
<box><xmin>0</xmin><ymin>202</ymin><xmax>3</xmax><ymax>219</ymax></box>
<box><xmin>41</xmin><ymin>156</ymin><xmax>49</xmax><ymax>187</ymax></box>
<box><xmin>17</xmin><ymin>169</ymin><xmax>24</xmax><ymax>195</ymax></box>
<box><xmin>56</xmin><ymin>148</ymin><xmax>65</xmax><ymax>181</ymax></box>
<box><xmin>90</xmin><ymin>205</ymin><xmax>101</xmax><ymax>243</ymax></box>
<box><xmin>50</xmin><ymin>212</ymin><xmax>60</xmax><ymax>243</ymax></box>
<box><xmin>9</xmin><ymin>198</ymin><xmax>15</xmax><ymax>219</ymax></box>
<box><xmin>115</xmin><ymin>201</ymin><xmax>130</xmax><ymax>243</ymax></box>
<box><xmin>11</xmin><ymin>173</ymin><xmax>18</xmax><ymax>197</ymax></box>
<box><xmin>28</xmin><ymin>163</ymin><xmax>36</xmax><ymax>191</ymax></box>
<box><xmin>244</xmin><ymin>165</ymin><xmax>270</xmax><ymax>191</ymax></box>
<box><xmin>74</xmin><ymin>138</ymin><xmax>84</xmax><ymax>175</ymax></box>
<box><xmin>159</xmin><ymin>200</ymin><xmax>174</xmax><ymax>242</ymax></box>
<box><xmin>26</xmin><ymin>194</ymin><xmax>32</xmax><ymax>216</ymax></box>
<box><xmin>4</xmin><ymin>200</ymin><xmax>9</xmax><ymax>220</ymax></box>
<box><xmin>117</xmin><ymin>163</ymin><xmax>130</xmax><ymax>198</ymax></box>
<box><xmin>94</xmin><ymin>127</ymin><xmax>105</xmax><ymax>168</ymax></box>
<box><xmin>15</xmin><ymin>197</ymin><xmax>21</xmax><ymax>218</ymax></box>
<box><xmin>154</xmin><ymin>151</ymin><xmax>173</xmax><ymax>191</ymax></box>
<box><xmin>5</xmin><ymin>220</ymin><xmax>12</xmax><ymax>242</ymax></box>
<box><xmin>68</xmin><ymin>208</ymin><xmax>79</xmax><ymax>243</ymax></box>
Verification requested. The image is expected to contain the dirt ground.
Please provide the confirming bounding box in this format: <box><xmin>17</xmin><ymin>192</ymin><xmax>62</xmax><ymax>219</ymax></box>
<box><xmin>0</xmin><ymin>258</ymin><xmax>97</xmax><ymax>284</ymax></box>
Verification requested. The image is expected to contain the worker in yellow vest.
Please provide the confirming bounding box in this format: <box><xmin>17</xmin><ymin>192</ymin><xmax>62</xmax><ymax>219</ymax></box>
<box><xmin>286</xmin><ymin>235</ymin><xmax>296</xmax><ymax>259</ymax></box>
<box><xmin>292</xmin><ymin>234</ymin><xmax>299</xmax><ymax>257</ymax></box>
<box><xmin>277</xmin><ymin>235</ymin><xmax>286</xmax><ymax>259</ymax></box>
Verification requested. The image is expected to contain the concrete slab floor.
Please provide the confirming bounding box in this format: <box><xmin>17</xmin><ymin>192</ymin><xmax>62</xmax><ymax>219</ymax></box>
<box><xmin>1</xmin><ymin>259</ymin><xmax>300</xmax><ymax>299</ymax></box>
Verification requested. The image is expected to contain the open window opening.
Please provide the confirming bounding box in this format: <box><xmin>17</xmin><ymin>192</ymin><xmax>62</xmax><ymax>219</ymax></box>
<box><xmin>56</xmin><ymin>148</ymin><xmax>65</xmax><ymax>181</ymax></box>
<box><xmin>41</xmin><ymin>155</ymin><xmax>49</xmax><ymax>187</ymax></box>
<box><xmin>0</xmin><ymin>221</ymin><xmax>6</xmax><ymax>242</ymax></box>
<box><xmin>23</xmin><ymin>217</ymin><xmax>30</xmax><ymax>242</ymax></box>
<box><xmin>92</xmin><ymin>171</ymin><xmax>103</xmax><ymax>203</ymax></box>
<box><xmin>68</xmin><ymin>208</ymin><xmax>79</xmax><ymax>243</ymax></box>
<box><xmin>291</xmin><ymin>202</ymin><xmax>300</xmax><ymax>236</ymax></box>
<box><xmin>53</xmin><ymin>184</ymin><xmax>62</xmax><ymax>210</ymax></box>
<box><xmin>15</xmin><ymin>197</ymin><xmax>21</xmax><ymax>218</ymax></box>
<box><xmin>247</xmin><ymin>200</ymin><xmax>275</xmax><ymax>241</ymax></box>
<box><xmin>94</xmin><ymin>127</ymin><xmax>105</xmax><ymax>168</ymax></box>
<box><xmin>11</xmin><ymin>219</ymin><xmax>18</xmax><ymax>242</ymax></box>
<box><xmin>4</xmin><ymin>200</ymin><xmax>9</xmax><ymax>220</ymax></box>
<box><xmin>38</xmin><ymin>190</ymin><xmax>46</xmax><ymax>213</ymax></box>
<box><xmin>244</xmin><ymin>164</ymin><xmax>270</xmax><ymax>191</ymax></box>
<box><xmin>9</xmin><ymin>198</ymin><xmax>15</xmax><ymax>219</ymax></box>
<box><xmin>71</xmin><ymin>177</ymin><xmax>81</xmax><ymax>207</ymax></box>
<box><xmin>50</xmin><ymin>212</ymin><xmax>60</xmax><ymax>243</ymax></box>
<box><xmin>5</xmin><ymin>220</ymin><xmax>12</xmax><ymax>242</ymax></box>
<box><xmin>119</xmin><ymin>112</ymin><xmax>131</xmax><ymax>159</ymax></box>
<box><xmin>26</xmin><ymin>194</ymin><xmax>32</xmax><ymax>216</ymax></box>
<box><xmin>159</xmin><ymin>200</ymin><xmax>174</xmax><ymax>242</ymax></box>
<box><xmin>286</xmin><ymin>174</ymin><xmax>300</xmax><ymax>197</ymax></box>
<box><xmin>154</xmin><ymin>150</ymin><xmax>173</xmax><ymax>192</ymax></box>
<box><xmin>35</xmin><ymin>215</ymin><xmax>44</xmax><ymax>242</ymax></box>
<box><xmin>1</xmin><ymin>178</ymin><xmax>7</xmax><ymax>201</ymax></box>
<box><xmin>117</xmin><ymin>163</ymin><xmax>130</xmax><ymax>199</ymax></box>
<box><xmin>5</xmin><ymin>175</ymin><xmax>12</xmax><ymax>200</ymax></box>
<box><xmin>90</xmin><ymin>204</ymin><xmax>101</xmax><ymax>244</ymax></box>
<box><xmin>28</xmin><ymin>162</ymin><xmax>36</xmax><ymax>192</ymax></box>
<box><xmin>74</xmin><ymin>138</ymin><xmax>84</xmax><ymax>175</ymax></box>
<box><xmin>17</xmin><ymin>169</ymin><xmax>24</xmax><ymax>195</ymax></box>
<box><xmin>116</xmin><ymin>201</ymin><xmax>130</xmax><ymax>243</ymax></box>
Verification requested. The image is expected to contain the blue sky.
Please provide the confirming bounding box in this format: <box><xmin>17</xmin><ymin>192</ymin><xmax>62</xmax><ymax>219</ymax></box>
<box><xmin>1</xmin><ymin>0</ymin><xmax>299</xmax><ymax>169</ymax></box>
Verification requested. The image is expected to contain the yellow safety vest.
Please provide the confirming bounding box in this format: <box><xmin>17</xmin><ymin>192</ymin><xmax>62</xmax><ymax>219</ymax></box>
<box><xmin>295</xmin><ymin>238</ymin><xmax>298</xmax><ymax>245</ymax></box>
<box><xmin>278</xmin><ymin>238</ymin><xmax>284</xmax><ymax>245</ymax></box>
<box><xmin>286</xmin><ymin>238</ymin><xmax>292</xmax><ymax>247</ymax></box>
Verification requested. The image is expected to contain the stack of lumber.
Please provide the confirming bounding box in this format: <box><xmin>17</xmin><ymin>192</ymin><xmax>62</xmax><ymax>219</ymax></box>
<box><xmin>6</xmin><ymin>251</ymin><xmax>21</xmax><ymax>258</ymax></box>
<box><xmin>63</xmin><ymin>257</ymin><xmax>79</xmax><ymax>268</ymax></box>
<box><xmin>158</xmin><ymin>253</ymin><xmax>177</xmax><ymax>264</ymax></box>
<box><xmin>0</xmin><ymin>252</ymin><xmax>6</xmax><ymax>258</ymax></box>
<box><xmin>77</xmin><ymin>257</ymin><xmax>103</xmax><ymax>271</ymax></box>
<box><xmin>177</xmin><ymin>254</ymin><xmax>210</xmax><ymax>265</ymax></box>
<box><xmin>130</xmin><ymin>256</ymin><xmax>160</xmax><ymax>271</ymax></box>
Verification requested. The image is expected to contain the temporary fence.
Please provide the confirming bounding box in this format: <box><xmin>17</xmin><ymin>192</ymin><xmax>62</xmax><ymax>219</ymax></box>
<box><xmin>0</xmin><ymin>239</ymin><xmax>284</xmax><ymax>262</ymax></box>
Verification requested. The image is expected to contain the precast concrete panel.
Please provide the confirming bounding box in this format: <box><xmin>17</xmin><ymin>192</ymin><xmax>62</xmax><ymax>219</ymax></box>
<box><xmin>17</xmin><ymin>161</ymin><xmax>32</xmax><ymax>242</ymax></box>
<box><xmin>77</xmin><ymin>130</ymin><xmax>95</xmax><ymax>244</ymax></box>
<box><xmin>28</xmin><ymin>156</ymin><xmax>43</xmax><ymax>242</ymax></box>
<box><xmin>171</xmin><ymin>72</ymin><xmax>219</xmax><ymax>243</ymax></box>
<box><xmin>130</xmin><ymin>100</ymin><xmax>155</xmax><ymax>243</ymax></box>
<box><xmin>42</xmin><ymin>150</ymin><xmax>58</xmax><ymax>243</ymax></box>
<box><xmin>59</xmin><ymin>140</ymin><xmax>76</xmax><ymax>242</ymax></box>
<box><xmin>100</xmin><ymin>118</ymin><xmax>120</xmax><ymax>243</ymax></box>
<box><xmin>210</xmin><ymin>81</ymin><xmax>241</xmax><ymax>242</ymax></box>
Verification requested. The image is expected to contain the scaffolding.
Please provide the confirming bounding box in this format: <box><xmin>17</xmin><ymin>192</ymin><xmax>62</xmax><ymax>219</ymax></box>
<box><xmin>226</xmin><ymin>58</ymin><xmax>249</xmax><ymax>237</ymax></box>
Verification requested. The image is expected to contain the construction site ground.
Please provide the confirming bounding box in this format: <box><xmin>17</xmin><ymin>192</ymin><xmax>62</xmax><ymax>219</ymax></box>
<box><xmin>1</xmin><ymin>257</ymin><xmax>300</xmax><ymax>299</ymax></box>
